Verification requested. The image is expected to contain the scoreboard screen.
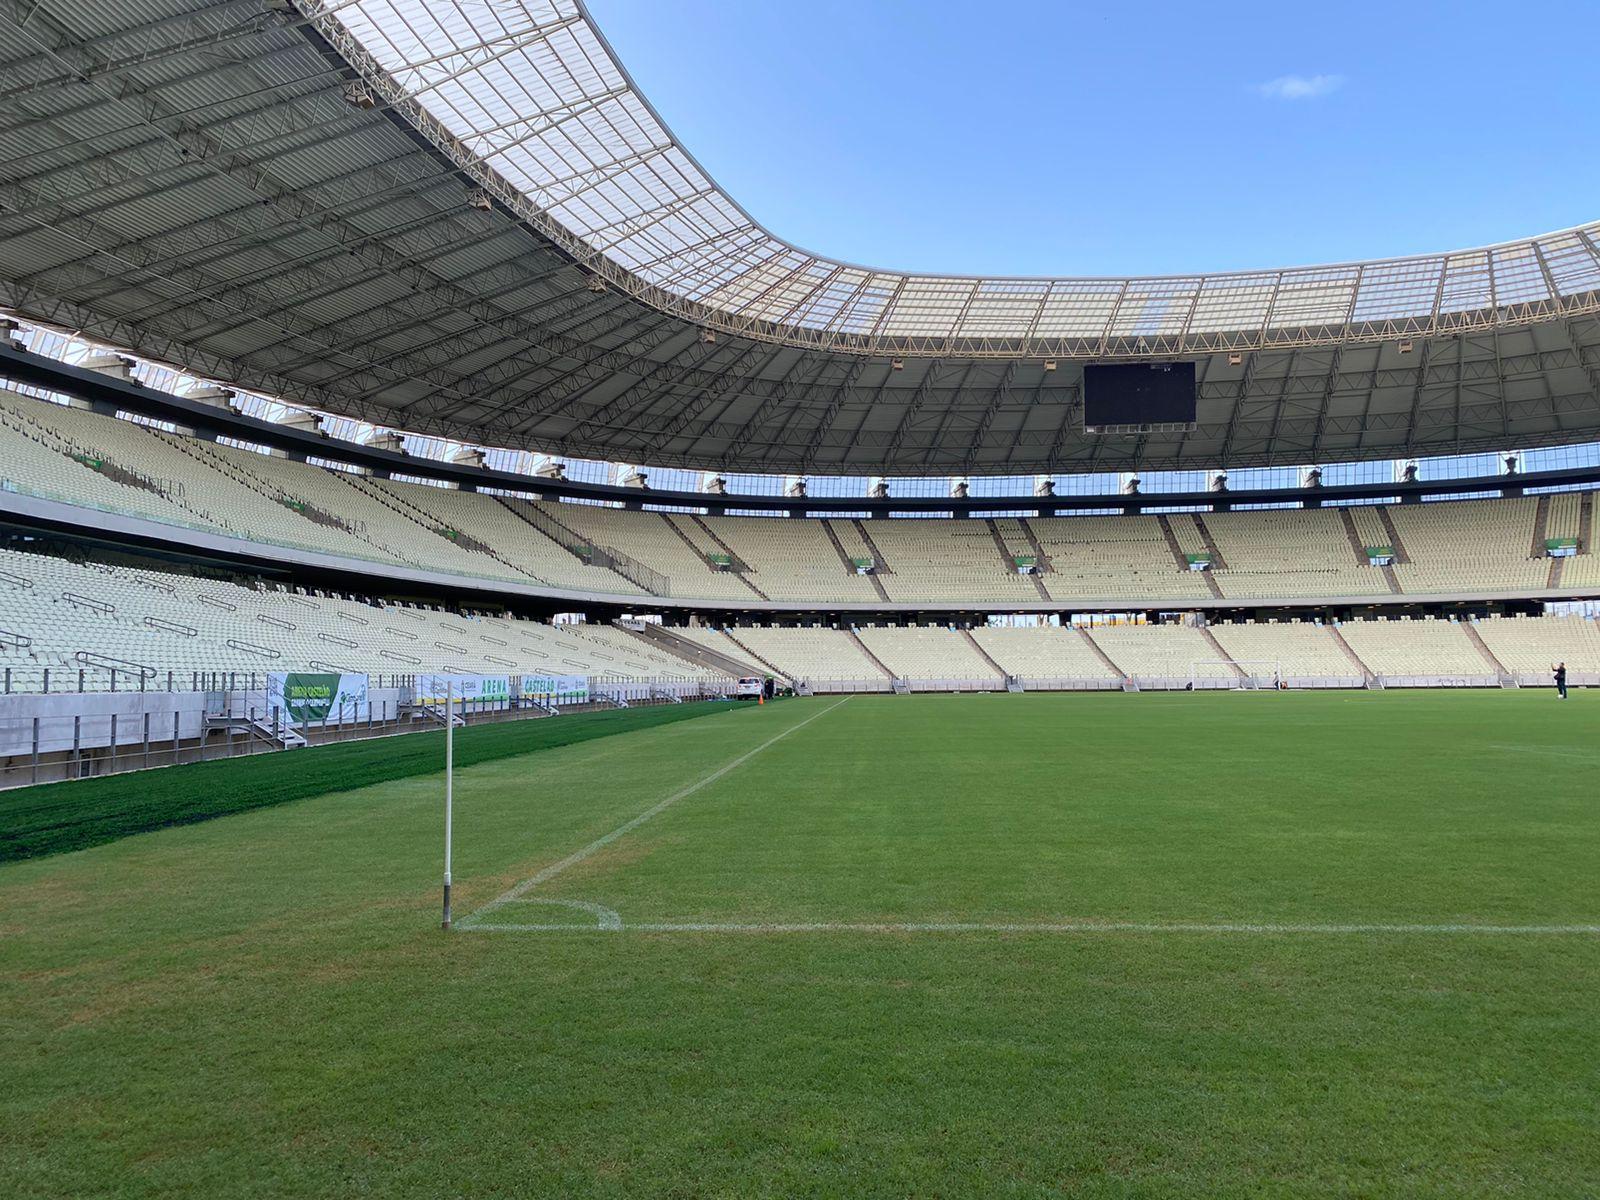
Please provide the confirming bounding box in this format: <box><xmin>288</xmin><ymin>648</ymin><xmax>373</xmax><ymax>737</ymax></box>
<box><xmin>1083</xmin><ymin>363</ymin><xmax>1197</xmax><ymax>427</ymax></box>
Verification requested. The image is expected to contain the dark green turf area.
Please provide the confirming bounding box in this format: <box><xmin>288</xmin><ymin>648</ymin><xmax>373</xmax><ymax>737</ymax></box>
<box><xmin>2</xmin><ymin>691</ymin><xmax>1597</xmax><ymax>1197</ymax></box>
<box><xmin>0</xmin><ymin>700</ymin><xmax>737</xmax><ymax>863</ymax></box>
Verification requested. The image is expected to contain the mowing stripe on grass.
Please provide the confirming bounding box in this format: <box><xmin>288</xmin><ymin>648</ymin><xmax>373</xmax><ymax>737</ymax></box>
<box><xmin>459</xmin><ymin>698</ymin><xmax>850</xmax><ymax>929</ymax></box>
<box><xmin>465</xmin><ymin>919</ymin><xmax>1600</xmax><ymax>935</ymax></box>
<box><xmin>0</xmin><ymin>701</ymin><xmax>740</xmax><ymax>863</ymax></box>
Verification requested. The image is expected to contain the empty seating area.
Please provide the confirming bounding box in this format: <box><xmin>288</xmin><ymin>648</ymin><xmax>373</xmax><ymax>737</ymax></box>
<box><xmin>1473</xmin><ymin>614</ymin><xmax>1600</xmax><ymax>676</ymax></box>
<box><xmin>1390</xmin><ymin>498</ymin><xmax>1547</xmax><ymax>594</ymax></box>
<box><xmin>1207</xmin><ymin>620</ymin><xmax>1360</xmax><ymax>679</ymax></box>
<box><xmin>971</xmin><ymin>625</ymin><xmax>1119</xmax><ymax>681</ymax></box>
<box><xmin>1206</xmin><ymin>509</ymin><xmax>1389</xmax><ymax>598</ymax></box>
<box><xmin>3</xmin><ymin>392</ymin><xmax>1600</xmax><ymax>607</ymax></box>
<box><xmin>1029</xmin><ymin>516</ymin><xmax>1214</xmax><ymax>602</ymax></box>
<box><xmin>721</xmin><ymin>627</ymin><xmax>888</xmax><ymax>684</ymax></box>
<box><xmin>0</xmin><ymin>548</ymin><xmax>715</xmax><ymax>691</ymax></box>
<box><xmin>1081</xmin><ymin>623</ymin><xmax>1224</xmax><ymax>682</ymax></box>
<box><xmin>1335</xmin><ymin>617</ymin><xmax>1492</xmax><ymax>679</ymax></box>
<box><xmin>855</xmin><ymin>626</ymin><xmax>1001</xmax><ymax>682</ymax></box>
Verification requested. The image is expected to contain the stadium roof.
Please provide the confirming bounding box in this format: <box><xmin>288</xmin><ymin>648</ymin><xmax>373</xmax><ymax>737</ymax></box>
<box><xmin>1</xmin><ymin>0</ymin><xmax>1599</xmax><ymax>475</ymax></box>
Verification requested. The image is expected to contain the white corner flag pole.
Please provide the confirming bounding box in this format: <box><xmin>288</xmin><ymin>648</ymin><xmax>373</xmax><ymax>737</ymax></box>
<box><xmin>442</xmin><ymin>680</ymin><xmax>453</xmax><ymax>930</ymax></box>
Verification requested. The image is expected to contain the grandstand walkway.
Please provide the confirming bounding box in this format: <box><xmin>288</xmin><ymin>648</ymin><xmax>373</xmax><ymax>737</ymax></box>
<box><xmin>847</xmin><ymin>629</ymin><xmax>897</xmax><ymax>680</ymax></box>
<box><xmin>960</xmin><ymin>629</ymin><xmax>1009</xmax><ymax>681</ymax></box>
<box><xmin>1197</xmin><ymin>625</ymin><xmax>1246</xmax><ymax>679</ymax></box>
<box><xmin>720</xmin><ymin>629</ymin><xmax>790</xmax><ymax>680</ymax></box>
<box><xmin>1377</xmin><ymin>508</ymin><xmax>1413</xmax><ymax>563</ymax></box>
<box><xmin>1327</xmin><ymin>625</ymin><xmax>1376</xmax><ymax>684</ymax></box>
<box><xmin>1461</xmin><ymin>621</ymin><xmax>1513</xmax><ymax>681</ymax></box>
<box><xmin>1338</xmin><ymin>510</ymin><xmax>1372</xmax><ymax>564</ymax></box>
<box><xmin>1076</xmin><ymin>627</ymin><xmax>1128</xmax><ymax>682</ymax></box>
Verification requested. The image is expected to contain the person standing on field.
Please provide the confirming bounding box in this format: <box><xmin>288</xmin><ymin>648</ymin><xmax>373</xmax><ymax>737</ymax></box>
<box><xmin>1553</xmin><ymin>661</ymin><xmax>1568</xmax><ymax>700</ymax></box>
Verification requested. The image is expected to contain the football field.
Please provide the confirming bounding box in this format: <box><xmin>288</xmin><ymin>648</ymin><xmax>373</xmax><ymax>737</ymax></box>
<box><xmin>3</xmin><ymin>691</ymin><xmax>1598</xmax><ymax>1196</ymax></box>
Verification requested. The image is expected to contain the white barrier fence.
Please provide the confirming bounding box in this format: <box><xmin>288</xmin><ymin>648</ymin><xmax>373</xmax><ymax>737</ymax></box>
<box><xmin>0</xmin><ymin>673</ymin><xmax>739</xmax><ymax>788</ymax></box>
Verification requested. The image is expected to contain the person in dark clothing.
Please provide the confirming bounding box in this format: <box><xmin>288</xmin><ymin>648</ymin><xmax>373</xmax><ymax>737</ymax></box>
<box><xmin>1553</xmin><ymin>661</ymin><xmax>1568</xmax><ymax>700</ymax></box>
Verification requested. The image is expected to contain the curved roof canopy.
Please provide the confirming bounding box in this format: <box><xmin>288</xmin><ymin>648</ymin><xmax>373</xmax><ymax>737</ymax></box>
<box><xmin>307</xmin><ymin>0</ymin><xmax>1600</xmax><ymax>359</ymax></box>
<box><xmin>0</xmin><ymin>0</ymin><xmax>1598</xmax><ymax>476</ymax></box>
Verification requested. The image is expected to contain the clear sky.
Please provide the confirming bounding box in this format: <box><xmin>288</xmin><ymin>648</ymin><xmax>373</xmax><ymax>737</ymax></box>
<box><xmin>585</xmin><ymin>0</ymin><xmax>1600</xmax><ymax>278</ymax></box>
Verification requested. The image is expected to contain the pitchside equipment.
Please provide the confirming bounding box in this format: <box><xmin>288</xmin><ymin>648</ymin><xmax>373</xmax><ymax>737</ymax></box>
<box><xmin>442</xmin><ymin>681</ymin><xmax>453</xmax><ymax>930</ymax></box>
<box><xmin>1189</xmin><ymin>660</ymin><xmax>1283</xmax><ymax>690</ymax></box>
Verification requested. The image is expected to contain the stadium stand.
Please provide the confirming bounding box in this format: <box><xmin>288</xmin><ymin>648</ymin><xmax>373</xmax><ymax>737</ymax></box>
<box><xmin>1078</xmin><ymin>623</ymin><xmax>1233</xmax><ymax>684</ymax></box>
<box><xmin>1472</xmin><ymin>614</ymin><xmax>1600</xmax><ymax>678</ymax></box>
<box><xmin>701</xmin><ymin>516</ymin><xmax>883</xmax><ymax>603</ymax></box>
<box><xmin>720</xmin><ymin>627</ymin><xmax>891</xmax><ymax>686</ymax></box>
<box><xmin>970</xmin><ymin>625</ymin><xmax>1121</xmax><ymax>682</ymax></box>
<box><xmin>855</xmin><ymin>625</ymin><xmax>1004</xmax><ymax>684</ymax></box>
<box><xmin>3</xmin><ymin>391</ymin><xmax>1598</xmax><ymax>608</ymax></box>
<box><xmin>1334</xmin><ymin>616</ymin><xmax>1495</xmax><ymax>681</ymax></box>
<box><xmin>1207</xmin><ymin>620</ymin><xmax>1363</xmax><ymax>681</ymax></box>
<box><xmin>0</xmin><ymin>547</ymin><xmax>717</xmax><ymax>692</ymax></box>
<box><xmin>1389</xmin><ymin>499</ymin><xmax>1547</xmax><ymax>595</ymax></box>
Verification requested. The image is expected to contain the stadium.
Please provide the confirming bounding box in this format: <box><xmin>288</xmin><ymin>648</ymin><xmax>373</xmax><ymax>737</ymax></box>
<box><xmin>2</xmin><ymin>0</ymin><xmax>1598</xmax><ymax>1194</ymax></box>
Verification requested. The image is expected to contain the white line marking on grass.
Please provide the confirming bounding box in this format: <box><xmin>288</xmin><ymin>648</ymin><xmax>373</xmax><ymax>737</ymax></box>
<box><xmin>501</xmin><ymin>899</ymin><xmax>622</xmax><ymax>929</ymax></box>
<box><xmin>464</xmin><ymin>919</ymin><xmax>1600</xmax><ymax>936</ymax></box>
<box><xmin>456</xmin><ymin>698</ymin><xmax>850</xmax><ymax>930</ymax></box>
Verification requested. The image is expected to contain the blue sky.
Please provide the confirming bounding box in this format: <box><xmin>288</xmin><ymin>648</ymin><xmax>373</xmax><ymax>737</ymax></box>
<box><xmin>587</xmin><ymin>0</ymin><xmax>1600</xmax><ymax>277</ymax></box>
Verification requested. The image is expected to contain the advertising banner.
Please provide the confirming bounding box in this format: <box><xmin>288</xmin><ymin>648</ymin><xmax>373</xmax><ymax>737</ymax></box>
<box><xmin>267</xmin><ymin>672</ymin><xmax>369</xmax><ymax>725</ymax></box>
<box><xmin>519</xmin><ymin>674</ymin><xmax>590</xmax><ymax>706</ymax></box>
<box><xmin>415</xmin><ymin>674</ymin><xmax>512</xmax><ymax>706</ymax></box>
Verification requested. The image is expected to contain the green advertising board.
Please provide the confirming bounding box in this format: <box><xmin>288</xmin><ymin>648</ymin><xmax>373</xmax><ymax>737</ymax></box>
<box><xmin>266</xmin><ymin>672</ymin><xmax>369</xmax><ymax>725</ymax></box>
<box><xmin>1546</xmin><ymin>537</ymin><xmax>1579</xmax><ymax>551</ymax></box>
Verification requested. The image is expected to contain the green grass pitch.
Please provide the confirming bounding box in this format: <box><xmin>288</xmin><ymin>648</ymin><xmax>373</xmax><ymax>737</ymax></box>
<box><xmin>3</xmin><ymin>691</ymin><xmax>1598</xmax><ymax>1197</ymax></box>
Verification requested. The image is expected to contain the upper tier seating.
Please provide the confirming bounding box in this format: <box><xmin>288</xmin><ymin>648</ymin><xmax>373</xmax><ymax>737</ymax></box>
<box><xmin>1389</xmin><ymin>498</ymin><xmax>1546</xmax><ymax>594</ymax></box>
<box><xmin>2</xmin><ymin>391</ymin><xmax>1595</xmax><ymax>608</ymax></box>
<box><xmin>1205</xmin><ymin>509</ymin><xmax>1390</xmax><ymax>598</ymax></box>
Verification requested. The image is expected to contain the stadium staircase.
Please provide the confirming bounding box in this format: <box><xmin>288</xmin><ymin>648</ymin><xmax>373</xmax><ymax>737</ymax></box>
<box><xmin>1338</xmin><ymin>509</ymin><xmax>1371</xmax><ymax>563</ymax></box>
<box><xmin>1376</xmin><ymin>507</ymin><xmax>1412</xmax><ymax>563</ymax></box>
<box><xmin>1017</xmin><ymin>518</ymin><xmax>1055</xmax><ymax>572</ymax></box>
<box><xmin>686</xmin><ymin>514</ymin><xmax>770</xmax><ymax>599</ymax></box>
<box><xmin>851</xmin><ymin>520</ymin><xmax>893</xmax><ymax>574</ymax></box>
<box><xmin>626</xmin><ymin>623</ymin><xmax>764</xmax><ymax>680</ymax></box>
<box><xmin>1380</xmin><ymin>564</ymin><xmax>1404</xmax><ymax>594</ymax></box>
<box><xmin>1460</xmin><ymin>621</ymin><xmax>1518</xmax><ymax>687</ymax></box>
<box><xmin>1190</xmin><ymin>515</ymin><xmax>1230</xmax><ymax>568</ymax></box>
<box><xmin>1326</xmin><ymin>625</ymin><xmax>1379</xmax><ymax>687</ymax></box>
<box><xmin>341</xmin><ymin>474</ymin><xmax>542</xmax><ymax>583</ymax></box>
<box><xmin>1531</xmin><ymin>495</ymin><xmax>1551</xmax><ymax>556</ymax></box>
<box><xmin>495</xmin><ymin>497</ymin><xmax>668</xmax><ymax>595</ymax></box>
<box><xmin>719</xmin><ymin>629</ymin><xmax>791</xmax><ymax>681</ymax></box>
<box><xmin>1580</xmin><ymin>493</ymin><xmax>1595</xmax><ymax>555</ymax></box>
<box><xmin>1547</xmin><ymin>556</ymin><xmax>1566</xmax><ymax>589</ymax></box>
<box><xmin>959</xmin><ymin>629</ymin><xmax>1010</xmax><ymax>684</ymax></box>
<box><xmin>846</xmin><ymin>628</ymin><xmax>898</xmax><ymax>681</ymax></box>
<box><xmin>1169</xmin><ymin>515</ymin><xmax>1224</xmax><ymax>598</ymax></box>
<box><xmin>1196</xmin><ymin>624</ymin><xmax>1247</xmax><ymax>680</ymax></box>
<box><xmin>1076</xmin><ymin>627</ymin><xmax>1134</xmax><ymax>690</ymax></box>
<box><xmin>984</xmin><ymin>520</ymin><xmax>1051</xmax><ymax>600</ymax></box>
<box><xmin>661</xmin><ymin>514</ymin><xmax>767</xmax><ymax>600</ymax></box>
<box><xmin>821</xmin><ymin>520</ymin><xmax>891</xmax><ymax>601</ymax></box>
<box><xmin>1156</xmin><ymin>515</ymin><xmax>1190</xmax><ymax>569</ymax></box>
